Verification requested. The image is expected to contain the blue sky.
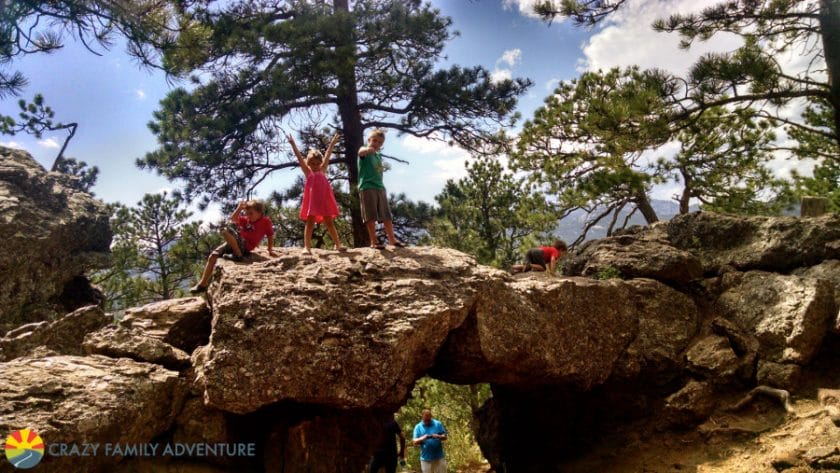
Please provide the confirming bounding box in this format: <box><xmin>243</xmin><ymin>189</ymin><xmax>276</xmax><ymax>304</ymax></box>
<box><xmin>1</xmin><ymin>0</ymin><xmax>762</xmax><ymax>220</ymax></box>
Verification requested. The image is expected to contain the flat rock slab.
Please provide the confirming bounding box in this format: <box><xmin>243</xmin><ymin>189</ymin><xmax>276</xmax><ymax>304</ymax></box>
<box><xmin>666</xmin><ymin>212</ymin><xmax>840</xmax><ymax>273</ymax></box>
<box><xmin>0</xmin><ymin>355</ymin><xmax>186</xmax><ymax>472</ymax></box>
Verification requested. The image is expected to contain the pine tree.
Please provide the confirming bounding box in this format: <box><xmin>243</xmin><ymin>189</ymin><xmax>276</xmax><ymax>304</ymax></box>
<box><xmin>533</xmin><ymin>0</ymin><xmax>840</xmax><ymax>150</ymax></box>
<box><xmin>431</xmin><ymin>158</ymin><xmax>556</xmax><ymax>267</ymax></box>
<box><xmin>139</xmin><ymin>0</ymin><xmax>530</xmax><ymax>246</ymax></box>
<box><xmin>657</xmin><ymin>107</ymin><xmax>792</xmax><ymax>215</ymax></box>
<box><xmin>791</xmin><ymin>98</ymin><xmax>840</xmax><ymax>210</ymax></box>
<box><xmin>93</xmin><ymin>193</ymin><xmax>220</xmax><ymax>309</ymax></box>
<box><xmin>512</xmin><ymin>67</ymin><xmax>670</xmax><ymax>240</ymax></box>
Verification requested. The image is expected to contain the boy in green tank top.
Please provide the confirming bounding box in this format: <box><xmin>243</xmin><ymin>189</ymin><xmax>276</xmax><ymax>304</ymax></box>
<box><xmin>357</xmin><ymin>129</ymin><xmax>406</xmax><ymax>249</ymax></box>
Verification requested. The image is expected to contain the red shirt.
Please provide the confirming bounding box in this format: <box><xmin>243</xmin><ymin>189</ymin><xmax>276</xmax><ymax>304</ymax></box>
<box><xmin>237</xmin><ymin>215</ymin><xmax>274</xmax><ymax>251</ymax></box>
<box><xmin>541</xmin><ymin>246</ymin><xmax>560</xmax><ymax>262</ymax></box>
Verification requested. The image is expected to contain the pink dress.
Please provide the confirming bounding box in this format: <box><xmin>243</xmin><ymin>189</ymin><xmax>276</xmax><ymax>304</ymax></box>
<box><xmin>300</xmin><ymin>171</ymin><xmax>340</xmax><ymax>223</ymax></box>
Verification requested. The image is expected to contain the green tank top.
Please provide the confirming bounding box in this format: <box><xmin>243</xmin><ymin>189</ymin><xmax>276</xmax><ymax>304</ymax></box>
<box><xmin>358</xmin><ymin>151</ymin><xmax>385</xmax><ymax>190</ymax></box>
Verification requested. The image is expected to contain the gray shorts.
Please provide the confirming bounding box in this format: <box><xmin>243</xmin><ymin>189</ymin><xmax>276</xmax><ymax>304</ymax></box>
<box><xmin>360</xmin><ymin>188</ymin><xmax>392</xmax><ymax>223</ymax></box>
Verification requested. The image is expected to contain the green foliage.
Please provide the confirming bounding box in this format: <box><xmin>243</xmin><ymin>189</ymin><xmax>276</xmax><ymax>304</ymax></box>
<box><xmin>139</xmin><ymin>0</ymin><xmax>530</xmax><ymax>240</ymax></box>
<box><xmin>657</xmin><ymin>107</ymin><xmax>792</xmax><ymax>215</ymax></box>
<box><xmin>512</xmin><ymin>67</ymin><xmax>671</xmax><ymax>243</ymax></box>
<box><xmin>53</xmin><ymin>156</ymin><xmax>99</xmax><ymax>194</ymax></box>
<box><xmin>399</xmin><ymin>377</ymin><xmax>490</xmax><ymax>471</ymax></box>
<box><xmin>0</xmin><ymin>1</ymin><xmax>177</xmax><ymax>98</ymax></box>
<box><xmin>594</xmin><ymin>265</ymin><xmax>621</xmax><ymax>280</ymax></box>
<box><xmin>92</xmin><ymin>194</ymin><xmax>221</xmax><ymax>310</ymax></box>
<box><xmin>0</xmin><ymin>94</ymin><xmax>78</xmax><ymax>167</ymax></box>
<box><xmin>429</xmin><ymin>158</ymin><xmax>556</xmax><ymax>267</ymax></box>
<box><xmin>790</xmin><ymin>99</ymin><xmax>840</xmax><ymax>212</ymax></box>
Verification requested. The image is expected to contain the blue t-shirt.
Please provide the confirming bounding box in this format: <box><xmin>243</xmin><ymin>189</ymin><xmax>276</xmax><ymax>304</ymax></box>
<box><xmin>413</xmin><ymin>419</ymin><xmax>447</xmax><ymax>461</ymax></box>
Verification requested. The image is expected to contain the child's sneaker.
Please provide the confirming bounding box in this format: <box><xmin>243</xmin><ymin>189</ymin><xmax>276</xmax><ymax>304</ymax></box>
<box><xmin>189</xmin><ymin>284</ymin><xmax>207</xmax><ymax>294</ymax></box>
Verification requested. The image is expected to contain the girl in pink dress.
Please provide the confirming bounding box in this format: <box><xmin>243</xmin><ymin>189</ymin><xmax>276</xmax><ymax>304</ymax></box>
<box><xmin>287</xmin><ymin>133</ymin><xmax>344</xmax><ymax>253</ymax></box>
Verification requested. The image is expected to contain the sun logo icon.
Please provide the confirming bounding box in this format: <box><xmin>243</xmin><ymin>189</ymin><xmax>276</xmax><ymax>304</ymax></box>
<box><xmin>4</xmin><ymin>429</ymin><xmax>44</xmax><ymax>469</ymax></box>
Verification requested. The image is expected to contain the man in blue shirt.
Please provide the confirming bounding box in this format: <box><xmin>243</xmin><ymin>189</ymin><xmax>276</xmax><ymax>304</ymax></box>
<box><xmin>412</xmin><ymin>409</ymin><xmax>448</xmax><ymax>473</ymax></box>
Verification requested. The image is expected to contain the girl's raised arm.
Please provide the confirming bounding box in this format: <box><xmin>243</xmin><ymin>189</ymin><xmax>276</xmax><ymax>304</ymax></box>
<box><xmin>322</xmin><ymin>133</ymin><xmax>340</xmax><ymax>171</ymax></box>
<box><xmin>287</xmin><ymin>134</ymin><xmax>310</xmax><ymax>175</ymax></box>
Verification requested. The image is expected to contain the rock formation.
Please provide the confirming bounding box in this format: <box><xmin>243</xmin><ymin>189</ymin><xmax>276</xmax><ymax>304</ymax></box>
<box><xmin>0</xmin><ymin>146</ymin><xmax>111</xmax><ymax>333</ymax></box>
<box><xmin>0</xmin><ymin>208</ymin><xmax>838</xmax><ymax>472</ymax></box>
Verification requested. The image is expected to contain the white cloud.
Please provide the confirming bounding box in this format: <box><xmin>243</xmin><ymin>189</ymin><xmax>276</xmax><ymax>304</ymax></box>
<box><xmin>401</xmin><ymin>135</ymin><xmax>471</xmax><ymax>182</ymax></box>
<box><xmin>498</xmin><ymin>48</ymin><xmax>522</xmax><ymax>67</ymax></box>
<box><xmin>38</xmin><ymin>137</ymin><xmax>60</xmax><ymax>149</ymax></box>
<box><xmin>580</xmin><ymin>0</ymin><xmax>742</xmax><ymax>75</ymax></box>
<box><xmin>545</xmin><ymin>78</ymin><xmax>561</xmax><ymax>91</ymax></box>
<box><xmin>490</xmin><ymin>68</ymin><xmax>513</xmax><ymax>84</ymax></box>
<box><xmin>490</xmin><ymin>48</ymin><xmax>523</xmax><ymax>84</ymax></box>
<box><xmin>502</xmin><ymin>0</ymin><xmax>543</xmax><ymax>18</ymax></box>
<box><xmin>0</xmin><ymin>140</ymin><xmax>24</xmax><ymax>149</ymax></box>
<box><xmin>135</xmin><ymin>88</ymin><xmax>146</xmax><ymax>100</ymax></box>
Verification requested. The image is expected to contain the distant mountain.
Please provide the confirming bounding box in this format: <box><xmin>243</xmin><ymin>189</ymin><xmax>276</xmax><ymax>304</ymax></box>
<box><xmin>556</xmin><ymin>199</ymin><xmax>698</xmax><ymax>244</ymax></box>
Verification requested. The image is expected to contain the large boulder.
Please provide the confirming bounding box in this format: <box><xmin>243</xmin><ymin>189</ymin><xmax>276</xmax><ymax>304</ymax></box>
<box><xmin>666</xmin><ymin>212</ymin><xmax>840</xmax><ymax>273</ymax></box>
<box><xmin>0</xmin><ymin>305</ymin><xmax>110</xmax><ymax>361</ymax></box>
<box><xmin>0</xmin><ymin>355</ymin><xmax>187</xmax><ymax>473</ymax></box>
<box><xmin>193</xmin><ymin>247</ymin><xmax>499</xmax><ymax>414</ymax></box>
<box><xmin>716</xmin><ymin>271</ymin><xmax>835</xmax><ymax>364</ymax></box>
<box><xmin>794</xmin><ymin>260</ymin><xmax>840</xmax><ymax>334</ymax></box>
<box><xmin>431</xmin><ymin>277</ymin><xmax>698</xmax><ymax>388</ymax></box>
<box><xmin>564</xmin><ymin>232</ymin><xmax>703</xmax><ymax>284</ymax></box>
<box><xmin>0</xmin><ymin>147</ymin><xmax>111</xmax><ymax>332</ymax></box>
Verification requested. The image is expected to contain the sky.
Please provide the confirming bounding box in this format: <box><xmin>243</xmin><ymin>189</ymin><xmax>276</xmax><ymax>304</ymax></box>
<box><xmin>0</xmin><ymin>0</ymin><xmax>767</xmax><ymax>221</ymax></box>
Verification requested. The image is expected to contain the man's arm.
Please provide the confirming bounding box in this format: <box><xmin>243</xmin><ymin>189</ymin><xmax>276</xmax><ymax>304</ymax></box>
<box><xmin>229</xmin><ymin>201</ymin><xmax>246</xmax><ymax>224</ymax></box>
<box><xmin>433</xmin><ymin>424</ymin><xmax>448</xmax><ymax>441</ymax></box>
<box><xmin>412</xmin><ymin>425</ymin><xmax>427</xmax><ymax>446</ymax></box>
<box><xmin>549</xmin><ymin>256</ymin><xmax>557</xmax><ymax>274</ymax></box>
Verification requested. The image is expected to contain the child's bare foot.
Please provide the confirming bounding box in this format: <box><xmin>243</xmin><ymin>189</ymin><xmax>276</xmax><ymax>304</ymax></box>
<box><xmin>304</xmin><ymin>247</ymin><xmax>312</xmax><ymax>255</ymax></box>
<box><xmin>189</xmin><ymin>284</ymin><xmax>207</xmax><ymax>294</ymax></box>
<box><xmin>335</xmin><ymin>245</ymin><xmax>347</xmax><ymax>252</ymax></box>
<box><xmin>389</xmin><ymin>241</ymin><xmax>407</xmax><ymax>248</ymax></box>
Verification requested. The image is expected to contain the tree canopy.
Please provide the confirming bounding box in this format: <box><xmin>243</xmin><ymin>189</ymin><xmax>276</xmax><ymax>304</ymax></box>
<box><xmin>139</xmin><ymin>0</ymin><xmax>530</xmax><ymax>245</ymax></box>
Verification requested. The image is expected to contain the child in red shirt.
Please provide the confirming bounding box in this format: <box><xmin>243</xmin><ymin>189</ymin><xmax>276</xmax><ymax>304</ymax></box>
<box><xmin>510</xmin><ymin>240</ymin><xmax>568</xmax><ymax>275</ymax></box>
<box><xmin>190</xmin><ymin>200</ymin><xmax>275</xmax><ymax>293</ymax></box>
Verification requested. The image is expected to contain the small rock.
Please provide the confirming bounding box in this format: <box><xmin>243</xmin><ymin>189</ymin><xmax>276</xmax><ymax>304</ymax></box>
<box><xmin>685</xmin><ymin>335</ymin><xmax>739</xmax><ymax>381</ymax></box>
<box><xmin>771</xmin><ymin>450</ymin><xmax>804</xmax><ymax>471</ymax></box>
<box><xmin>664</xmin><ymin>380</ymin><xmax>717</xmax><ymax>426</ymax></box>
<box><xmin>757</xmin><ymin>361</ymin><xmax>802</xmax><ymax>390</ymax></box>
<box><xmin>803</xmin><ymin>446</ymin><xmax>839</xmax><ymax>464</ymax></box>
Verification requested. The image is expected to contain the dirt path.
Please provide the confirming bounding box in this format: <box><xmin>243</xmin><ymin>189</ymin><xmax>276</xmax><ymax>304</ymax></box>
<box><xmin>562</xmin><ymin>358</ymin><xmax>840</xmax><ymax>473</ymax></box>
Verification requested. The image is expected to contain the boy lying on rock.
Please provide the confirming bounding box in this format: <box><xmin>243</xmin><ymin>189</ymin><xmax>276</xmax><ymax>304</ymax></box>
<box><xmin>190</xmin><ymin>200</ymin><xmax>275</xmax><ymax>293</ymax></box>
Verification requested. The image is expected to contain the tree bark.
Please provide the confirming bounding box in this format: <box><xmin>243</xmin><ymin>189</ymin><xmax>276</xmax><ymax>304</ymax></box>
<box><xmin>821</xmin><ymin>0</ymin><xmax>840</xmax><ymax>148</ymax></box>
<box><xmin>679</xmin><ymin>167</ymin><xmax>692</xmax><ymax>214</ymax></box>
<box><xmin>333</xmin><ymin>0</ymin><xmax>367</xmax><ymax>247</ymax></box>
<box><xmin>634</xmin><ymin>191</ymin><xmax>659</xmax><ymax>224</ymax></box>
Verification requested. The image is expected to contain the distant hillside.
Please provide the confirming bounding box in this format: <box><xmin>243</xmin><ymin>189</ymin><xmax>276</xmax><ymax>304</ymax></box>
<box><xmin>556</xmin><ymin>199</ymin><xmax>696</xmax><ymax>244</ymax></box>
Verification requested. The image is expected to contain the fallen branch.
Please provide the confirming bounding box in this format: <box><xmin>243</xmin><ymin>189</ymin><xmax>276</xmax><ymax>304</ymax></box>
<box><xmin>729</xmin><ymin>385</ymin><xmax>794</xmax><ymax>413</ymax></box>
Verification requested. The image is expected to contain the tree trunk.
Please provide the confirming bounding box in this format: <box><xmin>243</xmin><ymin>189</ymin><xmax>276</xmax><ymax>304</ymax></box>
<box><xmin>821</xmin><ymin>0</ymin><xmax>840</xmax><ymax>148</ymax></box>
<box><xmin>333</xmin><ymin>0</ymin><xmax>367</xmax><ymax>247</ymax></box>
<box><xmin>634</xmin><ymin>191</ymin><xmax>659</xmax><ymax>224</ymax></box>
<box><xmin>679</xmin><ymin>168</ymin><xmax>692</xmax><ymax>214</ymax></box>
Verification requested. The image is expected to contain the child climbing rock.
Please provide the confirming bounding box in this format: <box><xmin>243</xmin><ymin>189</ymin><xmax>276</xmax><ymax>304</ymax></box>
<box><xmin>510</xmin><ymin>240</ymin><xmax>568</xmax><ymax>275</ymax></box>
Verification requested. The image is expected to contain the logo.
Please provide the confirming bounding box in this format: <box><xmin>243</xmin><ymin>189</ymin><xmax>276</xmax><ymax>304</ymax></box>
<box><xmin>5</xmin><ymin>429</ymin><xmax>44</xmax><ymax>469</ymax></box>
